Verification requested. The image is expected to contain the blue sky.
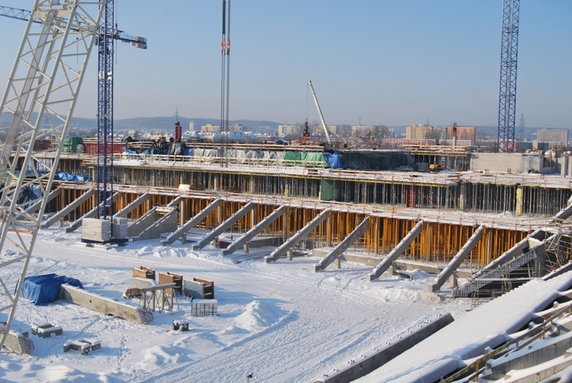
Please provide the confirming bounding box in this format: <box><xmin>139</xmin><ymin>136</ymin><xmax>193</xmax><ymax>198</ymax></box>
<box><xmin>0</xmin><ymin>0</ymin><xmax>570</xmax><ymax>128</ymax></box>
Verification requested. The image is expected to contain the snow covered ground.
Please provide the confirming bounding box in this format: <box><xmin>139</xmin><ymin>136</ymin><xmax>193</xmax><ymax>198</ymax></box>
<box><xmin>0</xmin><ymin>228</ymin><xmax>472</xmax><ymax>383</ymax></box>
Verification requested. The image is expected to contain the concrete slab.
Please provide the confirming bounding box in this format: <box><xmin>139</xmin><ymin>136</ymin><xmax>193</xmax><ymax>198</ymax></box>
<box><xmin>59</xmin><ymin>285</ymin><xmax>153</xmax><ymax>324</ymax></box>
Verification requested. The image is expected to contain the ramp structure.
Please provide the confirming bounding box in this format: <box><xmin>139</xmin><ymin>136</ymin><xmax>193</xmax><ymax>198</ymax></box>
<box><xmin>369</xmin><ymin>221</ymin><xmax>424</xmax><ymax>281</ymax></box>
<box><xmin>41</xmin><ymin>188</ymin><xmax>95</xmax><ymax>228</ymax></box>
<box><xmin>113</xmin><ymin>192</ymin><xmax>149</xmax><ymax>218</ymax></box>
<box><xmin>161</xmin><ymin>198</ymin><xmax>221</xmax><ymax>245</ymax></box>
<box><xmin>430</xmin><ymin>225</ymin><xmax>484</xmax><ymax>292</ymax></box>
<box><xmin>265</xmin><ymin>209</ymin><xmax>330</xmax><ymax>263</ymax></box>
<box><xmin>222</xmin><ymin>205</ymin><xmax>285</xmax><ymax>256</ymax></box>
<box><xmin>193</xmin><ymin>202</ymin><xmax>254</xmax><ymax>250</ymax></box>
<box><xmin>17</xmin><ymin>187</ymin><xmax>61</xmax><ymax>220</ymax></box>
<box><xmin>65</xmin><ymin>193</ymin><xmax>118</xmax><ymax>233</ymax></box>
<box><xmin>453</xmin><ymin>238</ymin><xmax>548</xmax><ymax>298</ymax></box>
<box><xmin>128</xmin><ymin>196</ymin><xmax>181</xmax><ymax>240</ymax></box>
<box><xmin>314</xmin><ymin>217</ymin><xmax>369</xmax><ymax>271</ymax></box>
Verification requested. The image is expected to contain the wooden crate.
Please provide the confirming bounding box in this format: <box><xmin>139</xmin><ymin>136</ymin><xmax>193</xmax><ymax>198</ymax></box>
<box><xmin>158</xmin><ymin>272</ymin><xmax>183</xmax><ymax>294</ymax></box>
<box><xmin>183</xmin><ymin>277</ymin><xmax>215</xmax><ymax>299</ymax></box>
<box><xmin>132</xmin><ymin>266</ymin><xmax>155</xmax><ymax>280</ymax></box>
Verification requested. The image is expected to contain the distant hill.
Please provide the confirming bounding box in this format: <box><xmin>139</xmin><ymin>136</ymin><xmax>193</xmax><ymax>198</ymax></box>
<box><xmin>80</xmin><ymin>116</ymin><xmax>280</xmax><ymax>135</ymax></box>
<box><xmin>2</xmin><ymin>112</ymin><xmax>567</xmax><ymax>140</ymax></box>
<box><xmin>1</xmin><ymin>112</ymin><xmax>280</xmax><ymax>136</ymax></box>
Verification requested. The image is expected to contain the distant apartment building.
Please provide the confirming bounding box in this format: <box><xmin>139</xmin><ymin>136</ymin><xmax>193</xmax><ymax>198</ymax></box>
<box><xmin>537</xmin><ymin>128</ymin><xmax>569</xmax><ymax>148</ymax></box>
<box><xmin>312</xmin><ymin>124</ymin><xmax>337</xmax><ymax>136</ymax></box>
<box><xmin>201</xmin><ymin>123</ymin><xmax>220</xmax><ymax>133</ymax></box>
<box><xmin>406</xmin><ymin>124</ymin><xmax>439</xmax><ymax>140</ymax></box>
<box><xmin>445</xmin><ymin>125</ymin><xmax>476</xmax><ymax>144</ymax></box>
<box><xmin>278</xmin><ymin>124</ymin><xmax>302</xmax><ymax>138</ymax></box>
<box><xmin>351</xmin><ymin>125</ymin><xmax>378</xmax><ymax>138</ymax></box>
<box><xmin>229</xmin><ymin>123</ymin><xmax>246</xmax><ymax>133</ymax></box>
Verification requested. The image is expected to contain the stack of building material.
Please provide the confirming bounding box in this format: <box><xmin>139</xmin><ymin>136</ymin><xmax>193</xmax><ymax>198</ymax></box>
<box><xmin>81</xmin><ymin>218</ymin><xmax>111</xmax><ymax>242</ymax></box>
<box><xmin>113</xmin><ymin>217</ymin><xmax>128</xmax><ymax>239</ymax></box>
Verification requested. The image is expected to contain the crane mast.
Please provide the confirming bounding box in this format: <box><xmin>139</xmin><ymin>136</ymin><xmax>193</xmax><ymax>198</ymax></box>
<box><xmin>307</xmin><ymin>80</ymin><xmax>332</xmax><ymax>145</ymax></box>
<box><xmin>220</xmin><ymin>0</ymin><xmax>231</xmax><ymax>162</ymax></box>
<box><xmin>97</xmin><ymin>0</ymin><xmax>115</xmax><ymax>219</ymax></box>
<box><xmin>0</xmin><ymin>0</ymin><xmax>103</xmax><ymax>349</ymax></box>
<box><xmin>497</xmin><ymin>0</ymin><xmax>520</xmax><ymax>152</ymax></box>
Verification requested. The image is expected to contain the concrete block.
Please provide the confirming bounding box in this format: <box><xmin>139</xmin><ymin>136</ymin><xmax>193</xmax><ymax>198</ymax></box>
<box><xmin>81</xmin><ymin>218</ymin><xmax>112</xmax><ymax>242</ymax></box>
<box><xmin>3</xmin><ymin>330</ymin><xmax>34</xmax><ymax>354</ymax></box>
<box><xmin>31</xmin><ymin>323</ymin><xmax>63</xmax><ymax>338</ymax></box>
<box><xmin>63</xmin><ymin>338</ymin><xmax>101</xmax><ymax>355</ymax></box>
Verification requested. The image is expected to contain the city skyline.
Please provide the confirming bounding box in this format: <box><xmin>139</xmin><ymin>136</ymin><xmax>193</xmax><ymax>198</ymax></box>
<box><xmin>0</xmin><ymin>0</ymin><xmax>570</xmax><ymax>129</ymax></box>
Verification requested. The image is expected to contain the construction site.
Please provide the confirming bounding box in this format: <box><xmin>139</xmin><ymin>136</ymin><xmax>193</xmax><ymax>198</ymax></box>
<box><xmin>1</xmin><ymin>1</ymin><xmax>571</xmax><ymax>383</ymax></box>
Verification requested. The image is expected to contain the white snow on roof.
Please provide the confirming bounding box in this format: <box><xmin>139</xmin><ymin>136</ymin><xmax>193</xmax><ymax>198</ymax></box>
<box><xmin>354</xmin><ymin>272</ymin><xmax>572</xmax><ymax>383</ymax></box>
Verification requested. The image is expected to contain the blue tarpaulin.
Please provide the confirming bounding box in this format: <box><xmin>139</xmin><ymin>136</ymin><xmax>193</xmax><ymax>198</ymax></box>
<box><xmin>22</xmin><ymin>184</ymin><xmax>42</xmax><ymax>201</ymax></box>
<box><xmin>325</xmin><ymin>152</ymin><xmax>343</xmax><ymax>169</ymax></box>
<box><xmin>54</xmin><ymin>171</ymin><xmax>88</xmax><ymax>182</ymax></box>
<box><xmin>21</xmin><ymin>274</ymin><xmax>83</xmax><ymax>305</ymax></box>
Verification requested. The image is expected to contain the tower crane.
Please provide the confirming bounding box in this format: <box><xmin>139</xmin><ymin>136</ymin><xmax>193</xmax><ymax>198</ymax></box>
<box><xmin>0</xmin><ymin>5</ymin><xmax>147</xmax><ymax>50</ymax></box>
<box><xmin>0</xmin><ymin>0</ymin><xmax>144</xmax><ymax>350</ymax></box>
<box><xmin>307</xmin><ymin>80</ymin><xmax>332</xmax><ymax>145</ymax></box>
<box><xmin>0</xmin><ymin>3</ymin><xmax>148</xmax><ymax>220</ymax></box>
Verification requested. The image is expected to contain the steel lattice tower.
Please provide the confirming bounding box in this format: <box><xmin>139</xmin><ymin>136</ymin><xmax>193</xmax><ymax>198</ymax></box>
<box><xmin>497</xmin><ymin>0</ymin><xmax>520</xmax><ymax>152</ymax></box>
<box><xmin>97</xmin><ymin>0</ymin><xmax>114</xmax><ymax>218</ymax></box>
<box><xmin>0</xmin><ymin>0</ymin><xmax>102</xmax><ymax>349</ymax></box>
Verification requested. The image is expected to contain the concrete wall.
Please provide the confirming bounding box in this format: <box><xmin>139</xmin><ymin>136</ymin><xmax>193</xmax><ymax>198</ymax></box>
<box><xmin>470</xmin><ymin>153</ymin><xmax>544</xmax><ymax>173</ymax></box>
<box><xmin>315</xmin><ymin>314</ymin><xmax>454</xmax><ymax>383</ymax></box>
<box><xmin>556</xmin><ymin>156</ymin><xmax>572</xmax><ymax>177</ymax></box>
